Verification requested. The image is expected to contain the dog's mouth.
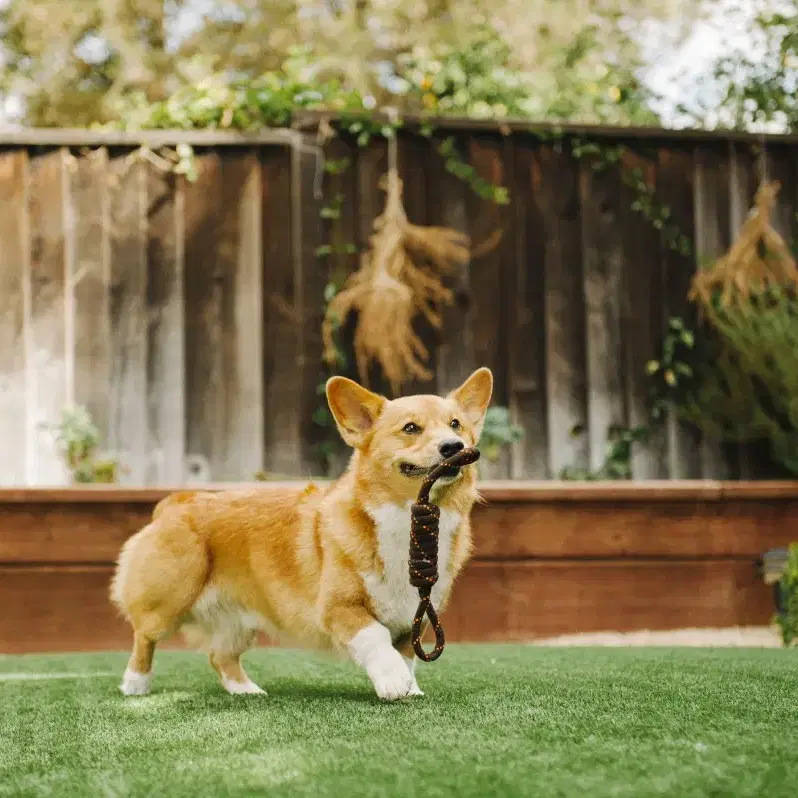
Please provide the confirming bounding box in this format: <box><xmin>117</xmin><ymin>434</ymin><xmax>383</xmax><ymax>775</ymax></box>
<box><xmin>399</xmin><ymin>462</ymin><xmax>462</xmax><ymax>479</ymax></box>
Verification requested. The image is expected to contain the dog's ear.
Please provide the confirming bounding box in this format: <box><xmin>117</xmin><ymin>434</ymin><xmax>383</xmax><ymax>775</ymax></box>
<box><xmin>326</xmin><ymin>377</ymin><xmax>386</xmax><ymax>448</ymax></box>
<box><xmin>448</xmin><ymin>367</ymin><xmax>493</xmax><ymax>439</ymax></box>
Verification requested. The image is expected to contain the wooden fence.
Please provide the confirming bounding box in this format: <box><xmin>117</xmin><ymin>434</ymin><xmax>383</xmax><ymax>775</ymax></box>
<box><xmin>0</xmin><ymin>481</ymin><xmax>791</xmax><ymax>653</ymax></box>
<box><xmin>1</xmin><ymin>123</ymin><xmax>796</xmax><ymax>485</ymax></box>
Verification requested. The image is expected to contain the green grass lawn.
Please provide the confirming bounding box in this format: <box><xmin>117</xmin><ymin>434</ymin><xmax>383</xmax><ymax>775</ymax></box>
<box><xmin>1</xmin><ymin>645</ymin><xmax>796</xmax><ymax>798</ymax></box>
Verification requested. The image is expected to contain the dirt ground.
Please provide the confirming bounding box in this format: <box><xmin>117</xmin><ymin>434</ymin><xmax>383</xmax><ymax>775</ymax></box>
<box><xmin>532</xmin><ymin>626</ymin><xmax>783</xmax><ymax>647</ymax></box>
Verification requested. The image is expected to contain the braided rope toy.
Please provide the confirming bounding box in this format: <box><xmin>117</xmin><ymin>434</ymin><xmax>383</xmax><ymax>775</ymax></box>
<box><xmin>408</xmin><ymin>446</ymin><xmax>481</xmax><ymax>662</ymax></box>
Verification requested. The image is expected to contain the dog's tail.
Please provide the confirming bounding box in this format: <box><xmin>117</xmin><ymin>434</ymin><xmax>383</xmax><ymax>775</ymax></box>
<box><xmin>110</xmin><ymin>491</ymin><xmax>210</xmax><ymax>617</ymax></box>
<box><xmin>151</xmin><ymin>490</ymin><xmax>200</xmax><ymax>520</ymax></box>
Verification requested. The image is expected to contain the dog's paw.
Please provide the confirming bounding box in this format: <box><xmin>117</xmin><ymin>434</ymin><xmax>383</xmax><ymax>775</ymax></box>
<box><xmin>120</xmin><ymin>668</ymin><xmax>152</xmax><ymax>696</ymax></box>
<box><xmin>370</xmin><ymin>655</ymin><xmax>414</xmax><ymax>701</ymax></box>
<box><xmin>222</xmin><ymin>676</ymin><xmax>267</xmax><ymax>696</ymax></box>
<box><xmin>407</xmin><ymin>681</ymin><xmax>425</xmax><ymax>697</ymax></box>
<box><xmin>374</xmin><ymin>669</ymin><xmax>414</xmax><ymax>701</ymax></box>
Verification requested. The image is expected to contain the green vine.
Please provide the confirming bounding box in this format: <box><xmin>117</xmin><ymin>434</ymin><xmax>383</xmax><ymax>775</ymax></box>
<box><xmin>569</xmin><ymin>136</ymin><xmax>691</xmax><ymax>256</ymax></box>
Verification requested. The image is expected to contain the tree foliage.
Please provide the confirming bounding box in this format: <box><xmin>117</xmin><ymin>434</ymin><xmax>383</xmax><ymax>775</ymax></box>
<box><xmin>674</xmin><ymin>0</ymin><xmax>798</xmax><ymax>131</ymax></box>
<box><xmin>0</xmin><ymin>0</ymin><xmax>697</xmax><ymax>127</ymax></box>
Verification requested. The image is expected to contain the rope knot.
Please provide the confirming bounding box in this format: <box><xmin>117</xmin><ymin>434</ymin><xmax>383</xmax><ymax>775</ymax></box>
<box><xmin>409</xmin><ymin>501</ymin><xmax>440</xmax><ymax>590</ymax></box>
<box><xmin>408</xmin><ymin>446</ymin><xmax>481</xmax><ymax>662</ymax></box>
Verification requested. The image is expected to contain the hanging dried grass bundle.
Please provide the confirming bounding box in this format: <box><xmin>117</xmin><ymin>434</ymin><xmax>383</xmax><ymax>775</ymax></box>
<box><xmin>689</xmin><ymin>181</ymin><xmax>798</xmax><ymax>307</ymax></box>
<box><xmin>683</xmin><ymin>180</ymin><xmax>798</xmax><ymax>473</ymax></box>
<box><xmin>323</xmin><ymin>170</ymin><xmax>471</xmax><ymax>393</ymax></box>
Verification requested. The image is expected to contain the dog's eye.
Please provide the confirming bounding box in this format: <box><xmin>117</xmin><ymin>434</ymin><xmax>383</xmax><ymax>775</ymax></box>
<box><xmin>450</xmin><ymin>418</ymin><xmax>461</xmax><ymax>430</ymax></box>
<box><xmin>402</xmin><ymin>422</ymin><xmax>421</xmax><ymax>434</ymax></box>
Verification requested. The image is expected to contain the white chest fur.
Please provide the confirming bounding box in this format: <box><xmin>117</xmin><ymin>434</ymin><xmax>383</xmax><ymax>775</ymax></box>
<box><xmin>362</xmin><ymin>502</ymin><xmax>461</xmax><ymax>638</ymax></box>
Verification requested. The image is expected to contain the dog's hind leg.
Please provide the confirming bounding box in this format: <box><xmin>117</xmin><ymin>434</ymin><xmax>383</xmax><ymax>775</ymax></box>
<box><xmin>112</xmin><ymin>510</ymin><xmax>209</xmax><ymax>696</ymax></box>
<box><xmin>209</xmin><ymin>634</ymin><xmax>265</xmax><ymax>695</ymax></box>
<box><xmin>121</xmin><ymin>633</ymin><xmax>157</xmax><ymax>695</ymax></box>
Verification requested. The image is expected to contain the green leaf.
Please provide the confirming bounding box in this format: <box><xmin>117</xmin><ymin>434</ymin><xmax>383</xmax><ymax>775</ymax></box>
<box><xmin>664</xmin><ymin>369</ymin><xmax>677</xmax><ymax>386</ymax></box>
<box><xmin>313</xmin><ymin>406</ymin><xmax>332</xmax><ymax>426</ymax></box>
<box><xmin>323</xmin><ymin>283</ymin><xmax>338</xmax><ymax>302</ymax></box>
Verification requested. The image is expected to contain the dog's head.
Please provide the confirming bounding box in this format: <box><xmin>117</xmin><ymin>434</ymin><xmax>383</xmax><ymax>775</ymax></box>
<box><xmin>326</xmin><ymin>368</ymin><xmax>493</xmax><ymax>502</ymax></box>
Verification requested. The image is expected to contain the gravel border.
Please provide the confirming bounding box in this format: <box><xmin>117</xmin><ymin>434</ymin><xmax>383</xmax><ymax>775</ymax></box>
<box><xmin>532</xmin><ymin>626</ymin><xmax>783</xmax><ymax>647</ymax></box>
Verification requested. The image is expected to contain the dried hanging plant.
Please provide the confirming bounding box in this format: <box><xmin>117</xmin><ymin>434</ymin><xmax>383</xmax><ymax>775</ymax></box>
<box><xmin>323</xmin><ymin>170</ymin><xmax>471</xmax><ymax>393</ymax></box>
<box><xmin>684</xmin><ymin>179</ymin><xmax>798</xmax><ymax>472</ymax></box>
<box><xmin>689</xmin><ymin>180</ymin><xmax>798</xmax><ymax>306</ymax></box>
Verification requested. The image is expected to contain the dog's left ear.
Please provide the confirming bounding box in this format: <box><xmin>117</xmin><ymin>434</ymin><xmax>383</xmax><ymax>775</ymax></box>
<box><xmin>326</xmin><ymin>376</ymin><xmax>386</xmax><ymax>448</ymax></box>
<box><xmin>448</xmin><ymin>367</ymin><xmax>493</xmax><ymax>438</ymax></box>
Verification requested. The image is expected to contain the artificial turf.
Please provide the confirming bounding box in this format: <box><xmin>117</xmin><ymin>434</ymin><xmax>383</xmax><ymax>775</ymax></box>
<box><xmin>0</xmin><ymin>645</ymin><xmax>796</xmax><ymax>798</ymax></box>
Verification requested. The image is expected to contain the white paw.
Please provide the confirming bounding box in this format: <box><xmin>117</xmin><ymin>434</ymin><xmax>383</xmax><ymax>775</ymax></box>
<box><xmin>222</xmin><ymin>676</ymin><xmax>267</xmax><ymax>696</ymax></box>
<box><xmin>371</xmin><ymin>658</ymin><xmax>414</xmax><ymax>701</ymax></box>
<box><xmin>349</xmin><ymin>622</ymin><xmax>413</xmax><ymax>701</ymax></box>
<box><xmin>120</xmin><ymin>668</ymin><xmax>152</xmax><ymax>696</ymax></box>
<box><xmin>403</xmin><ymin>656</ymin><xmax>424</xmax><ymax>697</ymax></box>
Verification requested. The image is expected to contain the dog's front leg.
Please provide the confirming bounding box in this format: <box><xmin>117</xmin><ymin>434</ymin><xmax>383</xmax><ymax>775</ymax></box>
<box><xmin>326</xmin><ymin>604</ymin><xmax>414</xmax><ymax>701</ymax></box>
<box><xmin>394</xmin><ymin>632</ymin><xmax>424</xmax><ymax>696</ymax></box>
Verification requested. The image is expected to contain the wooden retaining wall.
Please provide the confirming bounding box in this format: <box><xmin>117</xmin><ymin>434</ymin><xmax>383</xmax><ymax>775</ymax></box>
<box><xmin>1</xmin><ymin>482</ymin><xmax>794</xmax><ymax>653</ymax></box>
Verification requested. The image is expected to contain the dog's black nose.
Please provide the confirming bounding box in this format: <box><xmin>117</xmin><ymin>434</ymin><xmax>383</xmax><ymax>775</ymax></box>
<box><xmin>439</xmin><ymin>439</ymin><xmax>465</xmax><ymax>459</ymax></box>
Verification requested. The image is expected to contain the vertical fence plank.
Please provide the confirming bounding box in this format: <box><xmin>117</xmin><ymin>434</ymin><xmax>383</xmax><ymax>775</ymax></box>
<box><xmin>108</xmin><ymin>153</ymin><xmax>148</xmax><ymax>484</ymax></box>
<box><xmin>399</xmin><ymin>133</ymin><xmax>438</xmax><ymax>397</ymax></box>
<box><xmin>658</xmin><ymin>146</ymin><xmax>702</xmax><ymax>478</ymax></box>
<box><xmin>72</xmin><ymin>148</ymin><xmax>112</xmax><ymax>455</ymax></box>
<box><xmin>693</xmin><ymin>145</ymin><xmax>734</xmax><ymax>479</ymax></box>
<box><xmin>580</xmin><ymin>160</ymin><xmax>626</xmax><ymax>474</ymax></box>
<box><xmin>214</xmin><ymin>153</ymin><xmax>247</xmax><ymax>481</ymax></box>
<box><xmin>508</xmin><ymin>140</ymin><xmax>548</xmax><ymax>478</ymax></box>
<box><xmin>761</xmin><ymin>142</ymin><xmax>795</xmax><ymax>239</ymax></box>
<box><xmin>353</xmin><ymin>137</ymin><xmax>393</xmax><ymax>396</ymax></box>
<box><xmin>28</xmin><ymin>149</ymin><xmax>69</xmax><ymax>485</ymax></box>
<box><xmin>467</xmin><ymin>136</ymin><xmax>510</xmax><ymax>478</ymax></box>
<box><xmin>317</xmin><ymin>137</ymin><xmax>360</xmax><ymax>475</ymax></box>
<box><xmin>146</xmin><ymin>164</ymin><xmax>185</xmax><ymax>484</ymax></box>
<box><xmin>754</xmin><ymin>142</ymin><xmax>798</xmax><ymax>478</ymax></box>
<box><xmin>727</xmin><ymin>142</ymin><xmax>769</xmax><ymax>478</ymax></box>
<box><xmin>294</xmin><ymin>138</ymin><xmax>327</xmax><ymax>475</ymax></box>
<box><xmin>0</xmin><ymin>150</ymin><xmax>29</xmax><ymax>485</ymax></box>
<box><xmin>536</xmin><ymin>144</ymin><xmax>588</xmax><ymax>478</ymax></box>
<box><xmin>262</xmin><ymin>148</ymin><xmax>304</xmax><ymax>477</ymax></box>
<box><xmin>431</xmin><ymin>135</ymin><xmax>475</xmax><ymax>394</ymax></box>
<box><xmin>326</xmin><ymin>137</ymin><xmax>359</xmax><ymax>297</ymax></box>
<box><xmin>220</xmin><ymin>152</ymin><xmax>264</xmax><ymax>480</ymax></box>
<box><xmin>184</xmin><ymin>153</ymin><xmax>222</xmax><ymax>482</ymax></box>
<box><xmin>620</xmin><ymin>150</ymin><xmax>667</xmax><ymax>479</ymax></box>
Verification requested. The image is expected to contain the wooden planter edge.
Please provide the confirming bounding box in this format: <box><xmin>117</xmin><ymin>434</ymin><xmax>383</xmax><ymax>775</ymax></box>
<box><xmin>1</xmin><ymin>479</ymin><xmax>798</xmax><ymax>504</ymax></box>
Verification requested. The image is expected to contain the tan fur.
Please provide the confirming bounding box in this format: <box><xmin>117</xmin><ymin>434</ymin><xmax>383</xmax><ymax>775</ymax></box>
<box><xmin>111</xmin><ymin>368</ymin><xmax>493</xmax><ymax>699</ymax></box>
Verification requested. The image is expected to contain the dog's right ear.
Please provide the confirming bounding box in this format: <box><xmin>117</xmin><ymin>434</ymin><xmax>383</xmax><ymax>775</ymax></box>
<box><xmin>326</xmin><ymin>377</ymin><xmax>386</xmax><ymax>448</ymax></box>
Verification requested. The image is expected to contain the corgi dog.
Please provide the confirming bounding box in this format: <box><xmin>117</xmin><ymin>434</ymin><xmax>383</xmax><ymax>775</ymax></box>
<box><xmin>110</xmin><ymin>367</ymin><xmax>492</xmax><ymax>701</ymax></box>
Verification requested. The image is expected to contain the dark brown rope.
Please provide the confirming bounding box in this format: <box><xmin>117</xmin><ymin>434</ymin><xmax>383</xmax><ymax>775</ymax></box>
<box><xmin>409</xmin><ymin>446</ymin><xmax>481</xmax><ymax>662</ymax></box>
